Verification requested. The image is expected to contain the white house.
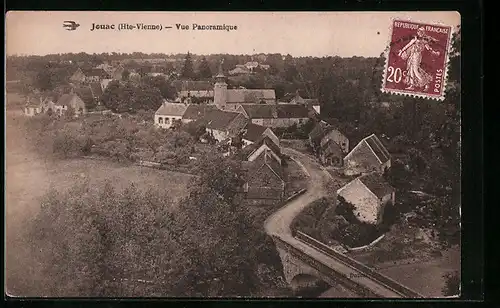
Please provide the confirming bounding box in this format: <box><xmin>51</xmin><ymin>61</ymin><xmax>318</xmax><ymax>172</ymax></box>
<box><xmin>343</xmin><ymin>134</ymin><xmax>391</xmax><ymax>176</ymax></box>
<box><xmin>154</xmin><ymin>101</ymin><xmax>188</xmax><ymax>129</ymax></box>
<box><xmin>337</xmin><ymin>173</ymin><xmax>395</xmax><ymax>225</ymax></box>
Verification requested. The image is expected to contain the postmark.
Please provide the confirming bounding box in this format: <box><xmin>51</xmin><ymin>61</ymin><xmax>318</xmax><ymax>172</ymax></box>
<box><xmin>381</xmin><ymin>20</ymin><xmax>453</xmax><ymax>101</ymax></box>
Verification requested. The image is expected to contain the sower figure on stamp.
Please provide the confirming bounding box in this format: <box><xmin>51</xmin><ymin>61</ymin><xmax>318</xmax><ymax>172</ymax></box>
<box><xmin>398</xmin><ymin>27</ymin><xmax>441</xmax><ymax>91</ymax></box>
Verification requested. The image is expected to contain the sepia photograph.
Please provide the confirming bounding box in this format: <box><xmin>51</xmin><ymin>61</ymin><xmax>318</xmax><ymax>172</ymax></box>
<box><xmin>6</xmin><ymin>11</ymin><xmax>461</xmax><ymax>298</ymax></box>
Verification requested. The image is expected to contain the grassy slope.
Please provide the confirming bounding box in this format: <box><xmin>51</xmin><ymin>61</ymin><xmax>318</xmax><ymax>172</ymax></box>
<box><xmin>6</xmin><ymin>109</ymin><xmax>193</xmax><ymax>296</ymax></box>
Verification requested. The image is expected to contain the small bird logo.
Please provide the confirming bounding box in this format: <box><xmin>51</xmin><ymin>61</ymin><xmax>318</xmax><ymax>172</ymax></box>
<box><xmin>63</xmin><ymin>21</ymin><xmax>80</xmax><ymax>31</ymax></box>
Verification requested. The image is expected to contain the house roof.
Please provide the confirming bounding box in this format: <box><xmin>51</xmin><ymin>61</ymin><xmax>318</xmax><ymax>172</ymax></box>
<box><xmin>239</xmin><ymin>104</ymin><xmax>310</xmax><ymax>119</ymax></box>
<box><xmin>203</xmin><ymin>110</ymin><xmax>240</xmax><ymax>131</ymax></box>
<box><xmin>309</xmin><ymin>121</ymin><xmax>331</xmax><ymax>141</ymax></box>
<box><xmin>242</xmin><ymin>123</ymin><xmax>268</xmax><ymax>143</ymax></box>
<box><xmin>303</xmin><ymin>98</ymin><xmax>320</xmax><ymax>106</ymax></box>
<box><xmin>182</xmin><ymin>104</ymin><xmax>218</xmax><ymax>120</ymax></box>
<box><xmin>55</xmin><ymin>94</ymin><xmax>82</xmax><ymax>107</ymax></box>
<box><xmin>226</xmin><ymin>89</ymin><xmax>276</xmax><ymax>103</ymax></box>
<box><xmin>358</xmin><ymin>173</ymin><xmax>395</xmax><ymax>199</ymax></box>
<box><xmin>240</xmin><ymin>135</ymin><xmax>281</xmax><ymax>160</ymax></box>
<box><xmin>81</xmin><ymin>68</ymin><xmax>111</xmax><ymax>78</ymax></box>
<box><xmin>320</xmin><ymin>139</ymin><xmax>343</xmax><ymax>156</ymax></box>
<box><xmin>345</xmin><ymin>133</ymin><xmax>390</xmax><ymax>165</ymax></box>
<box><xmin>364</xmin><ymin>134</ymin><xmax>391</xmax><ymax>163</ymax></box>
<box><xmin>74</xmin><ymin>87</ymin><xmax>94</xmax><ymax>103</ymax></box>
<box><xmin>155</xmin><ymin>102</ymin><xmax>188</xmax><ymax>116</ymax></box>
<box><xmin>179</xmin><ymin>90</ymin><xmax>214</xmax><ymax>98</ymax></box>
<box><xmin>172</xmin><ymin>80</ymin><xmax>213</xmax><ymax>92</ymax></box>
<box><xmin>248</xmin><ymin>148</ymin><xmax>283</xmax><ymax>181</ymax></box>
<box><xmin>89</xmin><ymin>82</ymin><xmax>103</xmax><ymax>97</ymax></box>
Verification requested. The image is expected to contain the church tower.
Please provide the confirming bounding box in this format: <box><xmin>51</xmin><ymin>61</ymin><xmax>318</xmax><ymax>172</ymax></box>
<box><xmin>214</xmin><ymin>60</ymin><xmax>228</xmax><ymax>110</ymax></box>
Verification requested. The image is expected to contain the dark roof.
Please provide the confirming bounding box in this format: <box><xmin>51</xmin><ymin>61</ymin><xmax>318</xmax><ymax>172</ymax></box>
<box><xmin>240</xmin><ymin>104</ymin><xmax>310</xmax><ymax>119</ymax></box>
<box><xmin>320</xmin><ymin>139</ymin><xmax>342</xmax><ymax>156</ymax></box>
<box><xmin>280</xmin><ymin>93</ymin><xmax>298</xmax><ymax>103</ymax></box>
<box><xmin>203</xmin><ymin>110</ymin><xmax>240</xmax><ymax>130</ymax></box>
<box><xmin>74</xmin><ymin>87</ymin><xmax>93</xmax><ymax>103</ymax></box>
<box><xmin>358</xmin><ymin>173</ymin><xmax>395</xmax><ymax>199</ymax></box>
<box><xmin>89</xmin><ymin>82</ymin><xmax>103</xmax><ymax>98</ymax></box>
<box><xmin>364</xmin><ymin>134</ymin><xmax>390</xmax><ymax>163</ymax></box>
<box><xmin>249</xmin><ymin>149</ymin><xmax>283</xmax><ymax>180</ymax></box>
<box><xmin>182</xmin><ymin>104</ymin><xmax>218</xmax><ymax>120</ymax></box>
<box><xmin>226</xmin><ymin>89</ymin><xmax>276</xmax><ymax>103</ymax></box>
<box><xmin>81</xmin><ymin>68</ymin><xmax>110</xmax><ymax>78</ymax></box>
<box><xmin>240</xmin><ymin>135</ymin><xmax>281</xmax><ymax>160</ymax></box>
<box><xmin>172</xmin><ymin>80</ymin><xmax>213</xmax><ymax>92</ymax></box>
<box><xmin>309</xmin><ymin>121</ymin><xmax>331</xmax><ymax>141</ymax></box>
<box><xmin>243</xmin><ymin>123</ymin><xmax>268</xmax><ymax>143</ymax></box>
<box><xmin>55</xmin><ymin>94</ymin><xmax>81</xmax><ymax>106</ymax></box>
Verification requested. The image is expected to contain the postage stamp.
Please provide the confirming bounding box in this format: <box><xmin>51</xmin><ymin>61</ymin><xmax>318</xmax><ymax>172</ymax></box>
<box><xmin>382</xmin><ymin>20</ymin><xmax>453</xmax><ymax>100</ymax></box>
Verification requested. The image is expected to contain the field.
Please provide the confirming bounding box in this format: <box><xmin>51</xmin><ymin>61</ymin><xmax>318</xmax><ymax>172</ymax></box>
<box><xmin>6</xmin><ymin>110</ymin><xmax>194</xmax><ymax>295</ymax></box>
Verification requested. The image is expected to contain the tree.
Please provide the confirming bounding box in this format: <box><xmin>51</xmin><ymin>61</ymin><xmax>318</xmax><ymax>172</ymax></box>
<box><xmin>181</xmin><ymin>52</ymin><xmax>195</xmax><ymax>80</ymax></box>
<box><xmin>198</xmin><ymin>57</ymin><xmax>212</xmax><ymax>79</ymax></box>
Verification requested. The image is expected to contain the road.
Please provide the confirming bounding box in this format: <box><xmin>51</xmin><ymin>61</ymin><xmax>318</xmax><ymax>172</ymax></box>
<box><xmin>264</xmin><ymin>148</ymin><xmax>332</xmax><ymax>237</ymax></box>
<box><xmin>264</xmin><ymin>148</ymin><xmax>406</xmax><ymax>298</ymax></box>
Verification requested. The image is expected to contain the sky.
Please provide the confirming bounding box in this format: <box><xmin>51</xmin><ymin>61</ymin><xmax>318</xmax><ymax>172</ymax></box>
<box><xmin>6</xmin><ymin>11</ymin><xmax>460</xmax><ymax>57</ymax></box>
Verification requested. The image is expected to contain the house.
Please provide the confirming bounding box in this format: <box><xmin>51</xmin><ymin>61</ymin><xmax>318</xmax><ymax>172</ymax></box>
<box><xmin>236</xmin><ymin>104</ymin><xmax>310</xmax><ymax>128</ymax></box>
<box><xmin>23</xmin><ymin>95</ymin><xmax>53</xmax><ymax>116</ymax></box>
<box><xmin>181</xmin><ymin>104</ymin><xmax>218</xmax><ymax>124</ymax></box>
<box><xmin>336</xmin><ymin>172</ymin><xmax>395</xmax><ymax>225</ymax></box>
<box><xmin>54</xmin><ymin>93</ymin><xmax>87</xmax><ymax>116</ymax></box>
<box><xmin>279</xmin><ymin>91</ymin><xmax>321</xmax><ymax>114</ymax></box>
<box><xmin>320</xmin><ymin>128</ymin><xmax>349</xmax><ymax>154</ymax></box>
<box><xmin>240</xmin><ymin>123</ymin><xmax>280</xmax><ymax>147</ymax></box>
<box><xmin>74</xmin><ymin>82</ymin><xmax>104</xmax><ymax>109</ymax></box>
<box><xmin>178</xmin><ymin>90</ymin><xmax>214</xmax><ymax>104</ymax></box>
<box><xmin>309</xmin><ymin>120</ymin><xmax>332</xmax><ymax>151</ymax></box>
<box><xmin>24</xmin><ymin>100</ymin><xmax>43</xmax><ymax>116</ymax></box>
<box><xmin>243</xmin><ymin>148</ymin><xmax>285</xmax><ymax>202</ymax></box>
<box><xmin>70</xmin><ymin>68</ymin><xmax>111</xmax><ymax>84</ymax></box>
<box><xmin>171</xmin><ymin>80</ymin><xmax>213</xmax><ymax>93</ymax></box>
<box><xmin>154</xmin><ymin>101</ymin><xmax>188</xmax><ymax>129</ymax></box>
<box><xmin>196</xmin><ymin>110</ymin><xmax>248</xmax><ymax>142</ymax></box>
<box><xmin>213</xmin><ymin>64</ymin><xmax>276</xmax><ymax>110</ymax></box>
<box><xmin>319</xmin><ymin>139</ymin><xmax>344</xmax><ymax>167</ymax></box>
<box><xmin>343</xmin><ymin>134</ymin><xmax>391</xmax><ymax>176</ymax></box>
<box><xmin>239</xmin><ymin>135</ymin><xmax>282</xmax><ymax>164</ymax></box>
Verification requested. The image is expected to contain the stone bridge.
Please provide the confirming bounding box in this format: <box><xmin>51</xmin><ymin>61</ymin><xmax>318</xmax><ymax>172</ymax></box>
<box><xmin>272</xmin><ymin>233</ymin><xmax>423</xmax><ymax>298</ymax></box>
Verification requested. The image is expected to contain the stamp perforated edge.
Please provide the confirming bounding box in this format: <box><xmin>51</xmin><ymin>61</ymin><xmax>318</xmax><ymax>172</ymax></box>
<box><xmin>380</xmin><ymin>17</ymin><xmax>456</xmax><ymax>101</ymax></box>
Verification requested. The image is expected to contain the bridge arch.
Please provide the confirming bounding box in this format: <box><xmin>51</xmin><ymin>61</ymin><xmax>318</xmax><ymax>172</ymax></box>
<box><xmin>290</xmin><ymin>273</ymin><xmax>330</xmax><ymax>294</ymax></box>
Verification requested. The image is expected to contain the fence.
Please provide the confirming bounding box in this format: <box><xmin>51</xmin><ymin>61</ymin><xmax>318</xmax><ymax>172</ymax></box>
<box><xmin>346</xmin><ymin>233</ymin><xmax>386</xmax><ymax>252</ymax></box>
<box><xmin>294</xmin><ymin>230</ymin><xmax>423</xmax><ymax>298</ymax></box>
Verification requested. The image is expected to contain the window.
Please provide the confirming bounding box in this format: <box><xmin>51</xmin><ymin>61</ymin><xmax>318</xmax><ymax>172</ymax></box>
<box><xmin>166</xmin><ymin>117</ymin><xmax>170</xmax><ymax>124</ymax></box>
<box><xmin>158</xmin><ymin>117</ymin><xmax>163</xmax><ymax>124</ymax></box>
<box><xmin>299</xmin><ymin>119</ymin><xmax>304</xmax><ymax>124</ymax></box>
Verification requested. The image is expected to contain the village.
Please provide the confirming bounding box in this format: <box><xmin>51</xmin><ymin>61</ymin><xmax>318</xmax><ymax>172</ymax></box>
<box><xmin>20</xmin><ymin>58</ymin><xmax>399</xmax><ymax>221</ymax></box>
<box><xmin>7</xmin><ymin>43</ymin><xmax>461</xmax><ymax>297</ymax></box>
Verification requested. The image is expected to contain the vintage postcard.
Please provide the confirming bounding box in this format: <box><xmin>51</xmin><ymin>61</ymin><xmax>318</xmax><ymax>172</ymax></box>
<box><xmin>6</xmin><ymin>11</ymin><xmax>461</xmax><ymax>298</ymax></box>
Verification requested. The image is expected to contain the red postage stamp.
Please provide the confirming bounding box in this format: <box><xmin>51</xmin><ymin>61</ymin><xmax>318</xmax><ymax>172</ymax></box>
<box><xmin>382</xmin><ymin>20</ymin><xmax>453</xmax><ymax>100</ymax></box>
